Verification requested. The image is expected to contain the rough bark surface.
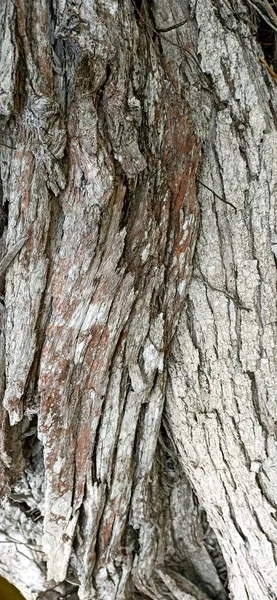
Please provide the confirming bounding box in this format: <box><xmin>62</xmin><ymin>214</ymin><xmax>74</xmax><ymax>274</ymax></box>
<box><xmin>0</xmin><ymin>1</ymin><xmax>276</xmax><ymax>600</ymax></box>
<box><xmin>162</xmin><ymin>2</ymin><xmax>277</xmax><ymax>599</ymax></box>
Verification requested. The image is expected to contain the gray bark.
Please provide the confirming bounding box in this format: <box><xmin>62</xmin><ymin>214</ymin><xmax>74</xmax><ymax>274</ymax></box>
<box><xmin>0</xmin><ymin>1</ymin><xmax>276</xmax><ymax>599</ymax></box>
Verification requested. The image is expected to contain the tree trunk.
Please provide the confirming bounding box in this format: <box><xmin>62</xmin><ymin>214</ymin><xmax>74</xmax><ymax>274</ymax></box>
<box><xmin>0</xmin><ymin>0</ymin><xmax>276</xmax><ymax>599</ymax></box>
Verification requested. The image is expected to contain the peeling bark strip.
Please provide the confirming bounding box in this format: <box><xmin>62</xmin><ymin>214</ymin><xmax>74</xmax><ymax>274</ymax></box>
<box><xmin>37</xmin><ymin>16</ymin><xmax>200</xmax><ymax>594</ymax></box>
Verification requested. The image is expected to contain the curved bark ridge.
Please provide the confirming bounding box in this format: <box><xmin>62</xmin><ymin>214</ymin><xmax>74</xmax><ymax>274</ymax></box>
<box><xmin>0</xmin><ymin>1</ymin><xmax>230</xmax><ymax>599</ymax></box>
<box><xmin>159</xmin><ymin>0</ymin><xmax>277</xmax><ymax>599</ymax></box>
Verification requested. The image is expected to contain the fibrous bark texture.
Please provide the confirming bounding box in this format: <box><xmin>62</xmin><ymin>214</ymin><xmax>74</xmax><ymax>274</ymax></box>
<box><xmin>0</xmin><ymin>0</ymin><xmax>276</xmax><ymax>599</ymax></box>
<box><xmin>160</xmin><ymin>1</ymin><xmax>277</xmax><ymax>599</ymax></box>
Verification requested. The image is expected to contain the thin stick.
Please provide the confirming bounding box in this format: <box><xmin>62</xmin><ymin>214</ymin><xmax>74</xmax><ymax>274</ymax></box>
<box><xmin>264</xmin><ymin>0</ymin><xmax>277</xmax><ymax>27</ymax></box>
<box><xmin>0</xmin><ymin>536</ymin><xmax>44</xmax><ymax>553</ymax></box>
<box><xmin>196</xmin><ymin>179</ymin><xmax>237</xmax><ymax>212</ymax></box>
<box><xmin>156</xmin><ymin>18</ymin><xmax>190</xmax><ymax>33</ymax></box>
<box><xmin>0</xmin><ymin>236</ymin><xmax>28</xmax><ymax>278</ymax></box>
<box><xmin>0</xmin><ymin>142</ymin><xmax>17</xmax><ymax>150</ymax></box>
<box><xmin>130</xmin><ymin>0</ymin><xmax>202</xmax><ymax>71</ymax></box>
<box><xmin>36</xmin><ymin>577</ymin><xmax>78</xmax><ymax>599</ymax></box>
<box><xmin>246</xmin><ymin>0</ymin><xmax>277</xmax><ymax>32</ymax></box>
<box><xmin>259</xmin><ymin>56</ymin><xmax>277</xmax><ymax>82</ymax></box>
<box><xmin>36</xmin><ymin>581</ymin><xmax>64</xmax><ymax>598</ymax></box>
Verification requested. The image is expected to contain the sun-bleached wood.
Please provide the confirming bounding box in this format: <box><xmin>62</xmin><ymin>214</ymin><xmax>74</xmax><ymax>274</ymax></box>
<box><xmin>0</xmin><ymin>1</ymin><xmax>276</xmax><ymax>599</ymax></box>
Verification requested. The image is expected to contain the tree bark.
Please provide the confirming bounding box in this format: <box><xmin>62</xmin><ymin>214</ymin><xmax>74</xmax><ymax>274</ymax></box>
<box><xmin>0</xmin><ymin>1</ymin><xmax>276</xmax><ymax>599</ymax></box>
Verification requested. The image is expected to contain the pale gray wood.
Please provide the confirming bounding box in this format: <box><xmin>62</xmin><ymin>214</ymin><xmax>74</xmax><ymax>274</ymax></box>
<box><xmin>0</xmin><ymin>1</ymin><xmax>276</xmax><ymax>599</ymax></box>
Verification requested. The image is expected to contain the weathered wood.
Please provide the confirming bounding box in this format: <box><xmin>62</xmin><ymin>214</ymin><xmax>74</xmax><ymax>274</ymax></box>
<box><xmin>162</xmin><ymin>0</ymin><xmax>277</xmax><ymax>598</ymax></box>
<box><xmin>0</xmin><ymin>0</ymin><xmax>276</xmax><ymax>599</ymax></box>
